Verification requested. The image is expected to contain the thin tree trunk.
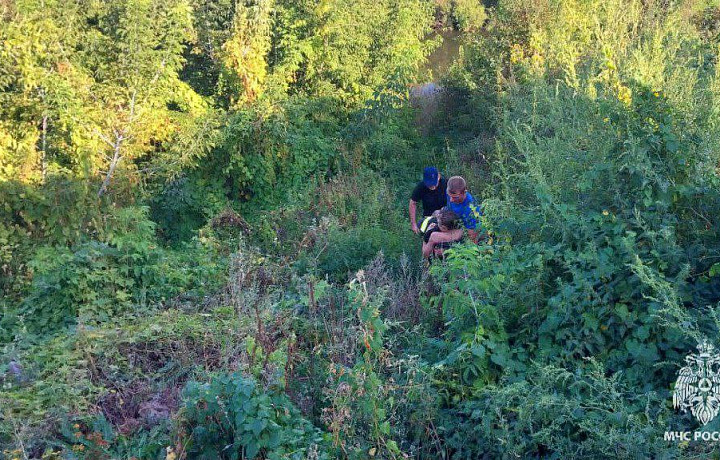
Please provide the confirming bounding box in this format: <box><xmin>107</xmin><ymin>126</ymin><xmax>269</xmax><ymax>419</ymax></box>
<box><xmin>41</xmin><ymin>115</ymin><xmax>47</xmax><ymax>182</ymax></box>
<box><xmin>98</xmin><ymin>135</ymin><xmax>122</xmax><ymax>197</ymax></box>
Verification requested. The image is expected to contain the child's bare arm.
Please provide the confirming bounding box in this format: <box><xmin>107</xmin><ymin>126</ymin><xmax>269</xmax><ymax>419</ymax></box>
<box><xmin>429</xmin><ymin>229</ymin><xmax>463</xmax><ymax>244</ymax></box>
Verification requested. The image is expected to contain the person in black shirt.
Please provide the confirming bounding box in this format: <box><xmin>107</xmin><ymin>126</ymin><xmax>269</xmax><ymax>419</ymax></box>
<box><xmin>409</xmin><ymin>166</ymin><xmax>447</xmax><ymax>234</ymax></box>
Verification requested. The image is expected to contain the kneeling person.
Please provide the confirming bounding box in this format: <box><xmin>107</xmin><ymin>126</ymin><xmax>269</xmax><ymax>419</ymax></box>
<box><xmin>422</xmin><ymin>209</ymin><xmax>463</xmax><ymax>259</ymax></box>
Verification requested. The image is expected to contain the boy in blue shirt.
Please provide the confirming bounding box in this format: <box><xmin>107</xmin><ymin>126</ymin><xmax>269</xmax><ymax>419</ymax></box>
<box><xmin>445</xmin><ymin>176</ymin><xmax>483</xmax><ymax>243</ymax></box>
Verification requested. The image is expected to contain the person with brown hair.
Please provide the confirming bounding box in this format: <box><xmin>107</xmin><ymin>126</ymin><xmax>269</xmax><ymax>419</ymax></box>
<box><xmin>422</xmin><ymin>209</ymin><xmax>464</xmax><ymax>259</ymax></box>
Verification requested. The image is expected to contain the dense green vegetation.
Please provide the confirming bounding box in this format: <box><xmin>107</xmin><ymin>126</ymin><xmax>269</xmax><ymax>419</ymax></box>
<box><xmin>4</xmin><ymin>0</ymin><xmax>720</xmax><ymax>458</ymax></box>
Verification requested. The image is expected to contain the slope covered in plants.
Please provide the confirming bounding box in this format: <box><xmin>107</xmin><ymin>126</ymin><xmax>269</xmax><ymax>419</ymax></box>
<box><xmin>3</xmin><ymin>0</ymin><xmax>720</xmax><ymax>458</ymax></box>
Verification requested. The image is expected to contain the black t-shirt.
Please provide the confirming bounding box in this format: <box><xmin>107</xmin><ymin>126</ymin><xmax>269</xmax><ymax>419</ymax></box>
<box><xmin>411</xmin><ymin>176</ymin><xmax>447</xmax><ymax>217</ymax></box>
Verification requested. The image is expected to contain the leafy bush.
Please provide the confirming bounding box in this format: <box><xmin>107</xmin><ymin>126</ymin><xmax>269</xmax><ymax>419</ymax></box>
<box><xmin>437</xmin><ymin>0</ymin><xmax>720</xmax><ymax>375</ymax></box>
<box><xmin>150</xmin><ymin>173</ymin><xmax>230</xmax><ymax>244</ymax></box>
<box><xmin>442</xmin><ymin>361</ymin><xmax>685</xmax><ymax>458</ymax></box>
<box><xmin>16</xmin><ymin>207</ymin><xmax>156</xmax><ymax>333</ymax></box>
<box><xmin>450</xmin><ymin>0</ymin><xmax>486</xmax><ymax>32</ymax></box>
<box><xmin>319</xmin><ymin>275</ymin><xmax>402</xmax><ymax>458</ymax></box>
<box><xmin>428</xmin><ymin>242</ymin><xmax>513</xmax><ymax>398</ymax></box>
<box><xmin>0</xmin><ymin>178</ymin><xmax>102</xmax><ymax>299</ymax></box>
<box><xmin>179</xmin><ymin>372</ymin><xmax>328</xmax><ymax>459</ymax></box>
<box><xmin>13</xmin><ymin>206</ymin><xmax>226</xmax><ymax>336</ymax></box>
<box><xmin>21</xmin><ymin>241</ymin><xmax>139</xmax><ymax>331</ymax></box>
<box><xmin>315</xmin><ymin>226</ymin><xmax>408</xmax><ymax>279</ymax></box>
<box><xmin>46</xmin><ymin>413</ymin><xmax>172</xmax><ymax>459</ymax></box>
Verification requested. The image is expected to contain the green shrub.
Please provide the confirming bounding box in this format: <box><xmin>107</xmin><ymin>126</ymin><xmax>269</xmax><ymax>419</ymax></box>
<box><xmin>1</xmin><ymin>307</ymin><xmax>245</xmax><ymax>454</ymax></box>
<box><xmin>442</xmin><ymin>361</ymin><xmax>686</xmax><ymax>458</ymax></box>
<box><xmin>21</xmin><ymin>242</ymin><xmax>137</xmax><ymax>331</ymax></box>
<box><xmin>320</xmin><ymin>276</ymin><xmax>401</xmax><ymax>458</ymax></box>
<box><xmin>180</xmin><ymin>372</ymin><xmax>328</xmax><ymax>459</ymax></box>
<box><xmin>17</xmin><ymin>207</ymin><xmax>156</xmax><ymax>333</ymax></box>
<box><xmin>316</xmin><ymin>226</ymin><xmax>408</xmax><ymax>279</ymax></box>
<box><xmin>0</xmin><ymin>178</ymin><xmax>101</xmax><ymax>300</ymax></box>
<box><xmin>47</xmin><ymin>413</ymin><xmax>172</xmax><ymax>459</ymax></box>
<box><xmin>428</xmin><ymin>242</ymin><xmax>512</xmax><ymax>397</ymax></box>
<box><xmin>15</xmin><ymin>206</ymin><xmax>227</xmax><ymax>335</ymax></box>
<box><xmin>450</xmin><ymin>0</ymin><xmax>486</xmax><ymax>32</ymax></box>
<box><xmin>412</xmin><ymin>1</ymin><xmax>720</xmax><ymax>455</ymax></box>
<box><xmin>150</xmin><ymin>174</ymin><xmax>230</xmax><ymax>244</ymax></box>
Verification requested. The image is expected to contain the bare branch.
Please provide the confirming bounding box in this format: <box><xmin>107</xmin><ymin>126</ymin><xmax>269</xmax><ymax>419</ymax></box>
<box><xmin>98</xmin><ymin>134</ymin><xmax>123</xmax><ymax>197</ymax></box>
<box><xmin>129</xmin><ymin>89</ymin><xmax>137</xmax><ymax>119</ymax></box>
<box><xmin>94</xmin><ymin>128</ymin><xmax>116</xmax><ymax>148</ymax></box>
<box><xmin>41</xmin><ymin>115</ymin><xmax>48</xmax><ymax>182</ymax></box>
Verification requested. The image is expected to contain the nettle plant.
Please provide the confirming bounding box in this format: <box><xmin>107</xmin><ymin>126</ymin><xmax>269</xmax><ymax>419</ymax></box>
<box><xmin>321</xmin><ymin>274</ymin><xmax>401</xmax><ymax>459</ymax></box>
<box><xmin>443</xmin><ymin>360</ymin><xmax>679</xmax><ymax>459</ymax></box>
<box><xmin>496</xmin><ymin>85</ymin><xmax>717</xmax><ymax>381</ymax></box>
<box><xmin>428</xmin><ymin>242</ymin><xmax>513</xmax><ymax>399</ymax></box>
<box><xmin>20</xmin><ymin>206</ymin><xmax>166</xmax><ymax>333</ymax></box>
<box><xmin>179</xmin><ymin>372</ymin><xmax>327</xmax><ymax>460</ymax></box>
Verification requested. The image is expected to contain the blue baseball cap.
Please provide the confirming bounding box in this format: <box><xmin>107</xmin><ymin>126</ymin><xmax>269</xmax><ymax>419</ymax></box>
<box><xmin>423</xmin><ymin>166</ymin><xmax>439</xmax><ymax>187</ymax></box>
